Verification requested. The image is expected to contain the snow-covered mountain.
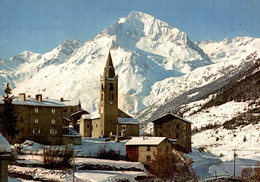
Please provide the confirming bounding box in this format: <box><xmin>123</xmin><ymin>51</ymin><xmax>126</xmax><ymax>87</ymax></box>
<box><xmin>0</xmin><ymin>11</ymin><xmax>212</xmax><ymax>113</ymax></box>
<box><xmin>0</xmin><ymin>11</ymin><xmax>259</xmax><ymax>117</ymax></box>
<box><xmin>196</xmin><ymin>36</ymin><xmax>260</xmax><ymax>63</ymax></box>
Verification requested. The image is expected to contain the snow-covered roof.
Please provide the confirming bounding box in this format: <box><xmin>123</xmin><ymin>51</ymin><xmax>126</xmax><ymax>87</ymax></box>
<box><xmin>152</xmin><ymin>113</ymin><xmax>192</xmax><ymax>124</ymax></box>
<box><xmin>118</xmin><ymin>117</ymin><xmax>139</xmax><ymax>124</ymax></box>
<box><xmin>61</xmin><ymin>99</ymin><xmax>79</xmax><ymax>106</ymax></box>
<box><xmin>63</xmin><ymin>116</ymin><xmax>71</xmax><ymax>122</ymax></box>
<box><xmin>63</xmin><ymin>126</ymin><xmax>82</xmax><ymax>137</ymax></box>
<box><xmin>125</xmin><ymin>137</ymin><xmax>168</xmax><ymax>146</ymax></box>
<box><xmin>82</xmin><ymin>112</ymin><xmax>100</xmax><ymax>120</ymax></box>
<box><xmin>71</xmin><ymin>109</ymin><xmax>89</xmax><ymax>117</ymax></box>
<box><xmin>4</xmin><ymin>97</ymin><xmax>66</xmax><ymax>107</ymax></box>
<box><xmin>0</xmin><ymin>133</ymin><xmax>11</xmax><ymax>153</ymax></box>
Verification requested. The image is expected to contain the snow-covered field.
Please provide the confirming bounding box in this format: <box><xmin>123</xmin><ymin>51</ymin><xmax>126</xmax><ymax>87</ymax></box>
<box><xmin>10</xmin><ymin>133</ymin><xmax>260</xmax><ymax>180</ymax></box>
<box><xmin>10</xmin><ymin>138</ymin><xmax>147</xmax><ymax>182</ymax></box>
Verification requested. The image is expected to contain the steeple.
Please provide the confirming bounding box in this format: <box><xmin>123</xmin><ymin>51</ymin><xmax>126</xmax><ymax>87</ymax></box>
<box><xmin>103</xmin><ymin>51</ymin><xmax>115</xmax><ymax>78</ymax></box>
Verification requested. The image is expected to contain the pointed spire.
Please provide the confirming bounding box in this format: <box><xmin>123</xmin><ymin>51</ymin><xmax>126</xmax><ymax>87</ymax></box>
<box><xmin>104</xmin><ymin>51</ymin><xmax>115</xmax><ymax>78</ymax></box>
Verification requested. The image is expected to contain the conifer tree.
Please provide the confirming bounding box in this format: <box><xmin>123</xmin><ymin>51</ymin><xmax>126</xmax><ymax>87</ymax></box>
<box><xmin>0</xmin><ymin>83</ymin><xmax>19</xmax><ymax>142</ymax></box>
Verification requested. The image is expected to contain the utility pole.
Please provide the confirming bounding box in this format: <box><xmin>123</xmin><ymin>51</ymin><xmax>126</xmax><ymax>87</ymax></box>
<box><xmin>73</xmin><ymin>151</ymin><xmax>75</xmax><ymax>182</ymax></box>
<box><xmin>73</xmin><ymin>149</ymin><xmax>84</xmax><ymax>182</ymax></box>
<box><xmin>233</xmin><ymin>149</ymin><xmax>236</xmax><ymax>177</ymax></box>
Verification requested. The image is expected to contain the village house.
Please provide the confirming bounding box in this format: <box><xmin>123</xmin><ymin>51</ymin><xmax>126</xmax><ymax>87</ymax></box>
<box><xmin>79</xmin><ymin>52</ymin><xmax>140</xmax><ymax>138</ymax></box>
<box><xmin>125</xmin><ymin>137</ymin><xmax>174</xmax><ymax>166</ymax></box>
<box><xmin>70</xmin><ymin>109</ymin><xmax>89</xmax><ymax>131</ymax></box>
<box><xmin>151</xmin><ymin>113</ymin><xmax>192</xmax><ymax>153</ymax></box>
<box><xmin>0</xmin><ymin>93</ymin><xmax>82</xmax><ymax>145</ymax></box>
<box><xmin>61</xmin><ymin>98</ymin><xmax>83</xmax><ymax>129</ymax></box>
<box><xmin>1</xmin><ymin>93</ymin><xmax>65</xmax><ymax>145</ymax></box>
<box><xmin>0</xmin><ymin>133</ymin><xmax>12</xmax><ymax>182</ymax></box>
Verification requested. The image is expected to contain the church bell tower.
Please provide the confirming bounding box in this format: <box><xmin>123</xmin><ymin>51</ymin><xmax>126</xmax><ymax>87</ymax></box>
<box><xmin>99</xmin><ymin>51</ymin><xmax>118</xmax><ymax>136</ymax></box>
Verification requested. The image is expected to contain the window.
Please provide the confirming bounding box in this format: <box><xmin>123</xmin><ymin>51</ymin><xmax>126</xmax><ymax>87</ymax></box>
<box><xmin>159</xmin><ymin>133</ymin><xmax>162</xmax><ymax>137</ymax></box>
<box><xmin>169</xmin><ymin>124</ymin><xmax>171</xmax><ymax>127</ymax></box>
<box><xmin>122</xmin><ymin>126</ymin><xmax>126</xmax><ymax>130</ymax></box>
<box><xmin>96</xmin><ymin>124</ymin><xmax>98</xmax><ymax>128</ymax></box>
<box><xmin>146</xmin><ymin>155</ymin><xmax>151</xmax><ymax>161</ymax></box>
<box><xmin>34</xmin><ymin>118</ymin><xmax>38</xmax><ymax>124</ymax></box>
<box><xmin>70</xmin><ymin>108</ymin><xmax>73</xmax><ymax>112</ymax></box>
<box><xmin>147</xmin><ymin>146</ymin><xmax>150</xmax><ymax>151</ymax></box>
<box><xmin>168</xmin><ymin>133</ymin><xmax>171</xmax><ymax>137</ymax></box>
<box><xmin>87</xmin><ymin>124</ymin><xmax>89</xmax><ymax>128</ymax></box>
<box><xmin>35</xmin><ymin>107</ymin><xmax>38</xmax><ymax>113</ymax></box>
<box><xmin>50</xmin><ymin>129</ymin><xmax>57</xmax><ymax>135</ymax></box>
<box><xmin>176</xmin><ymin>123</ymin><xmax>180</xmax><ymax>129</ymax></box>
<box><xmin>101</xmin><ymin>84</ymin><xmax>104</xmax><ymax>91</ymax></box>
<box><xmin>33</xmin><ymin>128</ymin><xmax>40</xmax><ymax>134</ymax></box>
<box><xmin>52</xmin><ymin>108</ymin><xmax>55</xmax><ymax>114</ymax></box>
<box><xmin>109</xmin><ymin>93</ymin><xmax>113</xmax><ymax>103</ymax></box>
<box><xmin>176</xmin><ymin>133</ymin><xmax>179</xmax><ymax>138</ymax></box>
<box><xmin>51</xmin><ymin>119</ymin><xmax>55</xmax><ymax>125</ymax></box>
<box><xmin>159</xmin><ymin>124</ymin><xmax>162</xmax><ymax>129</ymax></box>
<box><xmin>109</xmin><ymin>83</ymin><xmax>114</xmax><ymax>91</ymax></box>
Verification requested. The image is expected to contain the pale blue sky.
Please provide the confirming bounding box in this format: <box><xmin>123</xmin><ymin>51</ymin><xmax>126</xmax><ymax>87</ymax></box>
<box><xmin>0</xmin><ymin>0</ymin><xmax>259</xmax><ymax>58</ymax></box>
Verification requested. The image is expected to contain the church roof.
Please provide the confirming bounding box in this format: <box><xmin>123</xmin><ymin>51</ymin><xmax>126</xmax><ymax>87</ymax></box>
<box><xmin>103</xmin><ymin>51</ymin><xmax>116</xmax><ymax>78</ymax></box>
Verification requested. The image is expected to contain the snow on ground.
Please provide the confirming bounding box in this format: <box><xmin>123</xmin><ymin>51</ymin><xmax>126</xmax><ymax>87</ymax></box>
<box><xmin>75</xmin><ymin>170</ymin><xmax>147</xmax><ymax>182</ymax></box>
<box><xmin>17</xmin><ymin>138</ymin><xmax>127</xmax><ymax>158</ymax></box>
<box><xmin>186</xmin><ymin>101</ymin><xmax>248</xmax><ymax>129</ymax></box>
<box><xmin>9</xmin><ymin>165</ymin><xmax>147</xmax><ymax>182</ymax></box>
<box><xmin>8</xmin><ymin>177</ymin><xmax>36</xmax><ymax>182</ymax></box>
<box><xmin>192</xmin><ymin>124</ymin><xmax>260</xmax><ymax>161</ymax></box>
<box><xmin>183</xmin><ymin>98</ymin><xmax>260</xmax><ymax>178</ymax></box>
<box><xmin>75</xmin><ymin>158</ymin><xmax>145</xmax><ymax>171</ymax></box>
<box><xmin>74</xmin><ymin>138</ymin><xmax>127</xmax><ymax>157</ymax></box>
<box><xmin>188</xmin><ymin>148</ymin><xmax>222</xmax><ymax>178</ymax></box>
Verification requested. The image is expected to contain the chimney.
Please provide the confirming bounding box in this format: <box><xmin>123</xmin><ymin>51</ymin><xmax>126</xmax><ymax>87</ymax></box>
<box><xmin>178</xmin><ymin>112</ymin><xmax>184</xmax><ymax>118</ymax></box>
<box><xmin>36</xmin><ymin>94</ymin><xmax>42</xmax><ymax>102</ymax></box>
<box><xmin>60</xmin><ymin>97</ymin><xmax>64</xmax><ymax>102</ymax></box>
<box><xmin>19</xmin><ymin>93</ymin><xmax>26</xmax><ymax>101</ymax></box>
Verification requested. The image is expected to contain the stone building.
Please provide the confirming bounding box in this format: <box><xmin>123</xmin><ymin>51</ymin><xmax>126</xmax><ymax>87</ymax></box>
<box><xmin>0</xmin><ymin>94</ymin><xmax>65</xmax><ymax>145</ymax></box>
<box><xmin>80</xmin><ymin>52</ymin><xmax>140</xmax><ymax>138</ymax></box>
<box><xmin>61</xmin><ymin>98</ymin><xmax>82</xmax><ymax>130</ymax></box>
<box><xmin>125</xmin><ymin>137</ymin><xmax>174</xmax><ymax>165</ymax></box>
<box><xmin>151</xmin><ymin>113</ymin><xmax>192</xmax><ymax>153</ymax></box>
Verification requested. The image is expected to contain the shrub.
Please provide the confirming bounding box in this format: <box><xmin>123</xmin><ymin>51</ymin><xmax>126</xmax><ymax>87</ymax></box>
<box><xmin>43</xmin><ymin>145</ymin><xmax>73</xmax><ymax>169</ymax></box>
<box><xmin>243</xmin><ymin>135</ymin><xmax>247</xmax><ymax>142</ymax></box>
<box><xmin>149</xmin><ymin>150</ymin><xmax>197</xmax><ymax>181</ymax></box>
<box><xmin>96</xmin><ymin>145</ymin><xmax>121</xmax><ymax>160</ymax></box>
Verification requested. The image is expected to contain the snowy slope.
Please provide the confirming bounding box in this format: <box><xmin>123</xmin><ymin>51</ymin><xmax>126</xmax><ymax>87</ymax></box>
<box><xmin>137</xmin><ymin>52</ymin><xmax>260</xmax><ymax>127</ymax></box>
<box><xmin>196</xmin><ymin>37</ymin><xmax>260</xmax><ymax>63</ymax></box>
<box><xmin>0</xmin><ymin>11</ymin><xmax>212</xmax><ymax>114</ymax></box>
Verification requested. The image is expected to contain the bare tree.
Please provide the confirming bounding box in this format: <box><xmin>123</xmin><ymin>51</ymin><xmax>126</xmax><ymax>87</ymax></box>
<box><xmin>149</xmin><ymin>150</ymin><xmax>197</xmax><ymax>181</ymax></box>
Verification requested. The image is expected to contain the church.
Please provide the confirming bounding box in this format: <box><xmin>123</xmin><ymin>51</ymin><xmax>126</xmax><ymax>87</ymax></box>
<box><xmin>79</xmin><ymin>51</ymin><xmax>140</xmax><ymax>138</ymax></box>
